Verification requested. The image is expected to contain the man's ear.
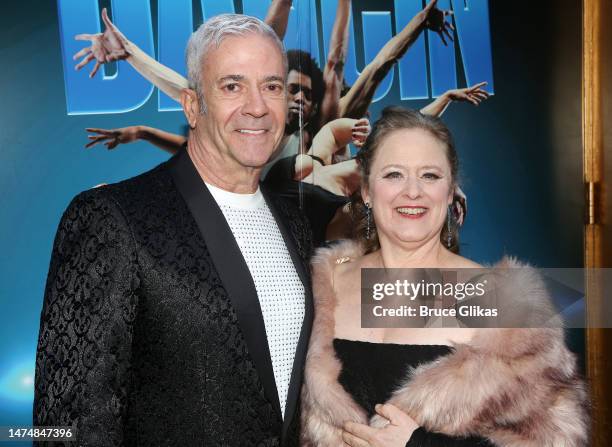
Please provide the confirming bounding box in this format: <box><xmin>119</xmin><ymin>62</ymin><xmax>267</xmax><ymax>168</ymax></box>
<box><xmin>180</xmin><ymin>88</ymin><xmax>200</xmax><ymax>129</ymax></box>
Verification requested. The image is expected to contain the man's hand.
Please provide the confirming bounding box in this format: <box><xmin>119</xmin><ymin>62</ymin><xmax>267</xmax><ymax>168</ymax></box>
<box><xmin>85</xmin><ymin>127</ymin><xmax>140</xmax><ymax>149</ymax></box>
<box><xmin>447</xmin><ymin>81</ymin><xmax>490</xmax><ymax>106</ymax></box>
<box><xmin>73</xmin><ymin>8</ymin><xmax>130</xmax><ymax>78</ymax></box>
<box><xmin>423</xmin><ymin>0</ymin><xmax>455</xmax><ymax>46</ymax></box>
<box><xmin>351</xmin><ymin>118</ymin><xmax>371</xmax><ymax>148</ymax></box>
<box><xmin>342</xmin><ymin>404</ymin><xmax>419</xmax><ymax>447</ymax></box>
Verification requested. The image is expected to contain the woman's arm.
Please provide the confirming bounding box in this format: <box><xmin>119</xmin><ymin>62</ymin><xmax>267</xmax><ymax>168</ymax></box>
<box><xmin>339</xmin><ymin>0</ymin><xmax>454</xmax><ymax>119</ymax></box>
<box><xmin>318</xmin><ymin>0</ymin><xmax>352</xmax><ymax>127</ymax></box>
<box><xmin>85</xmin><ymin>126</ymin><xmax>186</xmax><ymax>154</ymax></box>
<box><xmin>74</xmin><ymin>8</ymin><xmax>188</xmax><ymax>101</ymax></box>
<box><xmin>420</xmin><ymin>82</ymin><xmax>489</xmax><ymax>117</ymax></box>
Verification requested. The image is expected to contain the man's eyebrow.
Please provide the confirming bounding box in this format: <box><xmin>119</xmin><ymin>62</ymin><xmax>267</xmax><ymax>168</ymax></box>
<box><xmin>217</xmin><ymin>75</ymin><xmax>285</xmax><ymax>84</ymax></box>
<box><xmin>217</xmin><ymin>75</ymin><xmax>244</xmax><ymax>83</ymax></box>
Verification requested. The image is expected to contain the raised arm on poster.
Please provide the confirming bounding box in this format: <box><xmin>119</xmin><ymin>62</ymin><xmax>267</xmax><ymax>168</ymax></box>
<box><xmin>292</xmin><ymin>118</ymin><xmax>370</xmax><ymax>180</ymax></box>
<box><xmin>74</xmin><ymin>8</ymin><xmax>188</xmax><ymax>100</ymax></box>
<box><xmin>264</xmin><ymin>0</ymin><xmax>293</xmax><ymax>39</ymax></box>
<box><xmin>420</xmin><ymin>81</ymin><xmax>490</xmax><ymax>117</ymax></box>
<box><xmin>318</xmin><ymin>0</ymin><xmax>352</xmax><ymax>127</ymax></box>
<box><xmin>307</xmin><ymin>118</ymin><xmax>369</xmax><ymax>166</ymax></box>
<box><xmin>85</xmin><ymin>126</ymin><xmax>186</xmax><ymax>153</ymax></box>
<box><xmin>73</xmin><ymin>1</ymin><xmax>293</xmax><ymax>99</ymax></box>
<box><xmin>339</xmin><ymin>0</ymin><xmax>454</xmax><ymax>120</ymax></box>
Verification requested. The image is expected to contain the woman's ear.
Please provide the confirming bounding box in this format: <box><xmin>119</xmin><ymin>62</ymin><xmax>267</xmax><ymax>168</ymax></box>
<box><xmin>180</xmin><ymin>88</ymin><xmax>200</xmax><ymax>129</ymax></box>
<box><xmin>361</xmin><ymin>184</ymin><xmax>370</xmax><ymax>205</ymax></box>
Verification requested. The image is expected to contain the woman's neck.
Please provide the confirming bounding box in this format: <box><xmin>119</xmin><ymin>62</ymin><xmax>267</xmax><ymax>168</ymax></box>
<box><xmin>377</xmin><ymin>236</ymin><xmax>451</xmax><ymax>269</ymax></box>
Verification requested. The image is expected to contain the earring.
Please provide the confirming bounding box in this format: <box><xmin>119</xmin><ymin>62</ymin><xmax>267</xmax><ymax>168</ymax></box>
<box><xmin>446</xmin><ymin>205</ymin><xmax>453</xmax><ymax>248</ymax></box>
<box><xmin>365</xmin><ymin>202</ymin><xmax>372</xmax><ymax>240</ymax></box>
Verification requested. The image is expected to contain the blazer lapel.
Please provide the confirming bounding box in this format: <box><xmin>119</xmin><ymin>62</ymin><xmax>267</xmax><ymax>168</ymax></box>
<box><xmin>169</xmin><ymin>150</ymin><xmax>282</xmax><ymax>419</ymax></box>
<box><xmin>262</xmin><ymin>186</ymin><xmax>314</xmax><ymax>441</ymax></box>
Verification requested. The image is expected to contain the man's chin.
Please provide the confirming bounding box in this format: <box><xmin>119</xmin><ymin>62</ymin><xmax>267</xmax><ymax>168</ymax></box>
<box><xmin>235</xmin><ymin>148</ymin><xmax>277</xmax><ymax>169</ymax></box>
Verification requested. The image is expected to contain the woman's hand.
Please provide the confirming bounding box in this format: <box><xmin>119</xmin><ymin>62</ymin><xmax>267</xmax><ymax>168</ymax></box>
<box><xmin>342</xmin><ymin>404</ymin><xmax>419</xmax><ymax>447</ymax></box>
<box><xmin>73</xmin><ymin>8</ymin><xmax>131</xmax><ymax>78</ymax></box>
<box><xmin>422</xmin><ymin>0</ymin><xmax>455</xmax><ymax>46</ymax></box>
<box><xmin>85</xmin><ymin>126</ymin><xmax>140</xmax><ymax>149</ymax></box>
<box><xmin>351</xmin><ymin>118</ymin><xmax>371</xmax><ymax>148</ymax></box>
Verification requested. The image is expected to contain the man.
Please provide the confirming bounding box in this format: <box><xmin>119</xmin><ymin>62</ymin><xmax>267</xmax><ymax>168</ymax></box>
<box><xmin>34</xmin><ymin>14</ymin><xmax>312</xmax><ymax>446</ymax></box>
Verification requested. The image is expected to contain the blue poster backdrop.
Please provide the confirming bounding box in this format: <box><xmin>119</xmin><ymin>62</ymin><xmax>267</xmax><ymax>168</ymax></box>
<box><xmin>0</xmin><ymin>0</ymin><xmax>583</xmax><ymax>439</ymax></box>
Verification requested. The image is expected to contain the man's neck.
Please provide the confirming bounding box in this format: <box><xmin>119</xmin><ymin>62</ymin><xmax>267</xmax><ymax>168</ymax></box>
<box><xmin>187</xmin><ymin>136</ymin><xmax>261</xmax><ymax>194</ymax></box>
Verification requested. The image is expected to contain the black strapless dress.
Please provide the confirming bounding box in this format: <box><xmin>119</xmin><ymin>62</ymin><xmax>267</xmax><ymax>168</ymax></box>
<box><xmin>333</xmin><ymin>339</ymin><xmax>495</xmax><ymax>447</ymax></box>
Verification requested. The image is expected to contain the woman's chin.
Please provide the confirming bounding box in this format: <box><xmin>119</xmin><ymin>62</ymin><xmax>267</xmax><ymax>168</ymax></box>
<box><xmin>382</xmin><ymin>231</ymin><xmax>441</xmax><ymax>250</ymax></box>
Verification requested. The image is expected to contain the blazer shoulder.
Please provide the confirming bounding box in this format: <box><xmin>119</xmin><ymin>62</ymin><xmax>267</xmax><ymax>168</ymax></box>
<box><xmin>68</xmin><ymin>158</ymin><xmax>178</xmax><ymax>218</ymax></box>
<box><xmin>101</xmin><ymin>158</ymin><xmax>175</xmax><ymax>204</ymax></box>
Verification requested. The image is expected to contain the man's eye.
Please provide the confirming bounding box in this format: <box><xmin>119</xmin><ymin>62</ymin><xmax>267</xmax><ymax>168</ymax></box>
<box><xmin>223</xmin><ymin>83</ymin><xmax>240</xmax><ymax>92</ymax></box>
<box><xmin>266</xmin><ymin>83</ymin><xmax>284</xmax><ymax>93</ymax></box>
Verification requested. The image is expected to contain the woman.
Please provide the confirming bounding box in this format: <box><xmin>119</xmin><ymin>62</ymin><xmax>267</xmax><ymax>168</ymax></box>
<box><xmin>301</xmin><ymin>107</ymin><xmax>588</xmax><ymax>446</ymax></box>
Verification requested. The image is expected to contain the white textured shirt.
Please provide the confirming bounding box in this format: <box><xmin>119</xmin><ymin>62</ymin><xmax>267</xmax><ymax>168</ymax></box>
<box><xmin>205</xmin><ymin>182</ymin><xmax>305</xmax><ymax>417</ymax></box>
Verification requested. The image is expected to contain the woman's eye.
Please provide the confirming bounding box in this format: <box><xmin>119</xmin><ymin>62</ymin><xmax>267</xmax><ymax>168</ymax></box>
<box><xmin>422</xmin><ymin>172</ymin><xmax>441</xmax><ymax>180</ymax></box>
<box><xmin>383</xmin><ymin>171</ymin><xmax>402</xmax><ymax>179</ymax></box>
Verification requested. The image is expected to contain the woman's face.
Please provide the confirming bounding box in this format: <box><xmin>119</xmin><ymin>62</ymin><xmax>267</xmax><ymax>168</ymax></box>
<box><xmin>363</xmin><ymin>128</ymin><xmax>453</xmax><ymax>249</ymax></box>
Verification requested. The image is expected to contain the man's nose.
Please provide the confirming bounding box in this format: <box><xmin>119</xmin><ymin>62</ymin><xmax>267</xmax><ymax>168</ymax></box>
<box><xmin>243</xmin><ymin>87</ymin><xmax>269</xmax><ymax>117</ymax></box>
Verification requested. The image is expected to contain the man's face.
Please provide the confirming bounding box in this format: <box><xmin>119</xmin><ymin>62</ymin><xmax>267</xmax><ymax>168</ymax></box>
<box><xmin>196</xmin><ymin>33</ymin><xmax>287</xmax><ymax>170</ymax></box>
<box><xmin>286</xmin><ymin>69</ymin><xmax>314</xmax><ymax>132</ymax></box>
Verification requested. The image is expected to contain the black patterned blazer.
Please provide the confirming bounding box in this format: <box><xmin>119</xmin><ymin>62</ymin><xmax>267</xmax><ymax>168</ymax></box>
<box><xmin>34</xmin><ymin>149</ymin><xmax>313</xmax><ymax>446</ymax></box>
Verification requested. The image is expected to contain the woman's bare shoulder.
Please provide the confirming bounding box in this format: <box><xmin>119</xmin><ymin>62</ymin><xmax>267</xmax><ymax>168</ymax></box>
<box><xmin>444</xmin><ymin>251</ymin><xmax>483</xmax><ymax>268</ymax></box>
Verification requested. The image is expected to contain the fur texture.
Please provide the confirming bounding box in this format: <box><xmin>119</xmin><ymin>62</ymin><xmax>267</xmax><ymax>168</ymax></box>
<box><xmin>301</xmin><ymin>240</ymin><xmax>589</xmax><ymax>447</ymax></box>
